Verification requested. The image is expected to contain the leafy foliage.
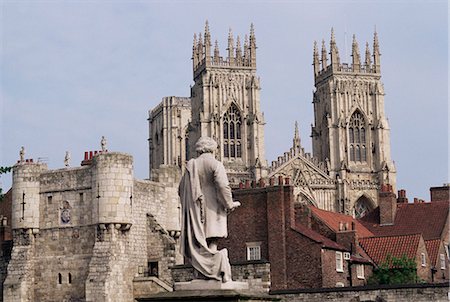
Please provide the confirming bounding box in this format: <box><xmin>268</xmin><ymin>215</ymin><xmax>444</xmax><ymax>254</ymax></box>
<box><xmin>0</xmin><ymin>166</ymin><xmax>13</xmax><ymax>201</ymax></box>
<box><xmin>368</xmin><ymin>254</ymin><xmax>418</xmax><ymax>285</ymax></box>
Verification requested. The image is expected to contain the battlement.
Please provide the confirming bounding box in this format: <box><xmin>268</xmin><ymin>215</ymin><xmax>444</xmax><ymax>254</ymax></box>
<box><xmin>314</xmin><ymin>28</ymin><xmax>381</xmax><ymax>84</ymax></box>
<box><xmin>192</xmin><ymin>21</ymin><xmax>257</xmax><ymax>78</ymax></box>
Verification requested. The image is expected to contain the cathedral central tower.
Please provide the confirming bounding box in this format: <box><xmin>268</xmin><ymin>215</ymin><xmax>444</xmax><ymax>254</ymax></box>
<box><xmin>188</xmin><ymin>22</ymin><xmax>267</xmax><ymax>182</ymax></box>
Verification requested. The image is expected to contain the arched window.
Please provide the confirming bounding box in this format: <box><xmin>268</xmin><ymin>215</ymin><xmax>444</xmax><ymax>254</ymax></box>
<box><xmin>354</xmin><ymin>196</ymin><xmax>373</xmax><ymax>218</ymax></box>
<box><xmin>58</xmin><ymin>273</ymin><xmax>62</xmax><ymax>284</ymax></box>
<box><xmin>348</xmin><ymin>111</ymin><xmax>367</xmax><ymax>162</ymax></box>
<box><xmin>223</xmin><ymin>105</ymin><xmax>242</xmax><ymax>159</ymax></box>
<box><xmin>68</xmin><ymin>273</ymin><xmax>72</xmax><ymax>284</ymax></box>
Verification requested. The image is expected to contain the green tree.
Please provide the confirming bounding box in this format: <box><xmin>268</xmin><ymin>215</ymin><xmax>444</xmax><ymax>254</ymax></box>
<box><xmin>0</xmin><ymin>166</ymin><xmax>13</xmax><ymax>201</ymax></box>
<box><xmin>368</xmin><ymin>254</ymin><xmax>418</xmax><ymax>285</ymax></box>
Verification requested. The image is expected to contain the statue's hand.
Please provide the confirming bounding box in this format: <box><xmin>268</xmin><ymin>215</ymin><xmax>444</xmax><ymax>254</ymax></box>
<box><xmin>232</xmin><ymin>201</ymin><xmax>241</xmax><ymax>208</ymax></box>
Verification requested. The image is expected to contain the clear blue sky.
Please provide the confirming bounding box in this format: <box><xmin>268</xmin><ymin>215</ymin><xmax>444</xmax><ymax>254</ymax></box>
<box><xmin>1</xmin><ymin>1</ymin><xmax>448</xmax><ymax>201</ymax></box>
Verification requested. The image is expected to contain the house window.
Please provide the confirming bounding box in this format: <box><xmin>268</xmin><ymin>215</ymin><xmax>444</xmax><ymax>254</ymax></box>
<box><xmin>336</xmin><ymin>251</ymin><xmax>344</xmax><ymax>272</ymax></box>
<box><xmin>421</xmin><ymin>253</ymin><xmax>426</xmax><ymax>267</ymax></box>
<box><xmin>356</xmin><ymin>264</ymin><xmax>365</xmax><ymax>279</ymax></box>
<box><xmin>348</xmin><ymin>111</ymin><xmax>367</xmax><ymax>163</ymax></box>
<box><xmin>246</xmin><ymin>242</ymin><xmax>261</xmax><ymax>261</ymax></box>
<box><xmin>223</xmin><ymin>105</ymin><xmax>242</xmax><ymax>159</ymax></box>
<box><xmin>440</xmin><ymin>254</ymin><xmax>446</xmax><ymax>270</ymax></box>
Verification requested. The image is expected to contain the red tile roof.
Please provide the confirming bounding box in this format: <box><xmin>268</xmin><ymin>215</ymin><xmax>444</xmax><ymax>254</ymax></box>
<box><xmin>425</xmin><ymin>239</ymin><xmax>441</xmax><ymax>267</ymax></box>
<box><xmin>359</xmin><ymin>234</ymin><xmax>422</xmax><ymax>266</ymax></box>
<box><xmin>292</xmin><ymin>224</ymin><xmax>346</xmax><ymax>251</ymax></box>
<box><xmin>309</xmin><ymin>206</ymin><xmax>374</xmax><ymax>238</ymax></box>
<box><xmin>360</xmin><ymin>201</ymin><xmax>449</xmax><ymax>240</ymax></box>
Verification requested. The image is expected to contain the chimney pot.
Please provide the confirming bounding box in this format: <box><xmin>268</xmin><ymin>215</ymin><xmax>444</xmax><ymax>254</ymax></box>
<box><xmin>269</xmin><ymin>177</ymin><xmax>275</xmax><ymax>186</ymax></box>
<box><xmin>278</xmin><ymin>175</ymin><xmax>284</xmax><ymax>186</ymax></box>
<box><xmin>245</xmin><ymin>180</ymin><xmax>250</xmax><ymax>189</ymax></box>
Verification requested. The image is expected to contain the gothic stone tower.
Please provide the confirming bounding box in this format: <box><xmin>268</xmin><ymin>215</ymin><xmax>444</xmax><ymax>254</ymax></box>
<box><xmin>188</xmin><ymin>22</ymin><xmax>267</xmax><ymax>183</ymax></box>
<box><xmin>311</xmin><ymin>29</ymin><xmax>396</xmax><ymax>217</ymax></box>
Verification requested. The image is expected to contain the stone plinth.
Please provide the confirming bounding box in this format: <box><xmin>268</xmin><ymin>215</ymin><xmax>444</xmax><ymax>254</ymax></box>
<box><xmin>136</xmin><ymin>289</ymin><xmax>280</xmax><ymax>302</ymax></box>
<box><xmin>174</xmin><ymin>280</ymin><xmax>249</xmax><ymax>291</ymax></box>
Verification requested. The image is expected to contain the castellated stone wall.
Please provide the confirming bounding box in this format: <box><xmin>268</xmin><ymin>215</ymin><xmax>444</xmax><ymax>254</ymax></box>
<box><xmin>3</xmin><ymin>152</ymin><xmax>182</xmax><ymax>302</ymax></box>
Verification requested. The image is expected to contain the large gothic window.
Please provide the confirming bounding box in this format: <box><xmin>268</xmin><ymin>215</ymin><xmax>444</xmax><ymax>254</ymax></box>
<box><xmin>349</xmin><ymin>111</ymin><xmax>367</xmax><ymax>162</ymax></box>
<box><xmin>223</xmin><ymin>105</ymin><xmax>242</xmax><ymax>159</ymax></box>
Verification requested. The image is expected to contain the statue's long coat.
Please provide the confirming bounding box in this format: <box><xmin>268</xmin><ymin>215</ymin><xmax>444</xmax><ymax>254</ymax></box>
<box><xmin>179</xmin><ymin>152</ymin><xmax>234</xmax><ymax>280</ymax></box>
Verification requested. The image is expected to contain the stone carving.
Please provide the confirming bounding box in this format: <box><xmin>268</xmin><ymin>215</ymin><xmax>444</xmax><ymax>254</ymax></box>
<box><xmin>19</xmin><ymin>146</ymin><xmax>25</xmax><ymax>162</ymax></box>
<box><xmin>179</xmin><ymin>137</ymin><xmax>240</xmax><ymax>283</ymax></box>
<box><xmin>60</xmin><ymin>201</ymin><xmax>71</xmax><ymax>224</ymax></box>
<box><xmin>101</xmin><ymin>136</ymin><xmax>107</xmax><ymax>152</ymax></box>
<box><xmin>64</xmin><ymin>151</ymin><xmax>71</xmax><ymax>167</ymax></box>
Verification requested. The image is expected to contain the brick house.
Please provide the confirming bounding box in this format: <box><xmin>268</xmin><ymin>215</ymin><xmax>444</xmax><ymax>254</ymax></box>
<box><xmin>220</xmin><ymin>178</ymin><xmax>373</xmax><ymax>290</ymax></box>
<box><xmin>359</xmin><ymin>184</ymin><xmax>449</xmax><ymax>283</ymax></box>
<box><xmin>358</xmin><ymin>233</ymin><xmax>431</xmax><ymax>282</ymax></box>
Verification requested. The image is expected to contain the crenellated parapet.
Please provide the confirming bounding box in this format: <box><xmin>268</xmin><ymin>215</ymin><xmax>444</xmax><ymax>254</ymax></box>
<box><xmin>193</xmin><ymin>21</ymin><xmax>257</xmax><ymax>79</ymax></box>
<box><xmin>314</xmin><ymin>28</ymin><xmax>381</xmax><ymax>85</ymax></box>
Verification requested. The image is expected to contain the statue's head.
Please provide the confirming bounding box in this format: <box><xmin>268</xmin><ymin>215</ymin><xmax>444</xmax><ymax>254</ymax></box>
<box><xmin>195</xmin><ymin>137</ymin><xmax>217</xmax><ymax>154</ymax></box>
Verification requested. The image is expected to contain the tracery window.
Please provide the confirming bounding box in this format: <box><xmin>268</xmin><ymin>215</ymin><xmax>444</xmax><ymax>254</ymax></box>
<box><xmin>223</xmin><ymin>105</ymin><xmax>242</xmax><ymax>159</ymax></box>
<box><xmin>349</xmin><ymin>111</ymin><xmax>367</xmax><ymax>162</ymax></box>
<box><xmin>354</xmin><ymin>196</ymin><xmax>372</xmax><ymax>218</ymax></box>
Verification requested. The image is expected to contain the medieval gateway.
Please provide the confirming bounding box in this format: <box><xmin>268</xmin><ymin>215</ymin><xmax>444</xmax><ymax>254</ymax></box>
<box><xmin>6</xmin><ymin>22</ymin><xmax>444</xmax><ymax>302</ymax></box>
<box><xmin>148</xmin><ymin>22</ymin><xmax>396</xmax><ymax>217</ymax></box>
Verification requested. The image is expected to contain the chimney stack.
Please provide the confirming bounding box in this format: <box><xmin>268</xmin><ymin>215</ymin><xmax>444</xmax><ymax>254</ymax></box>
<box><xmin>336</xmin><ymin>220</ymin><xmax>358</xmax><ymax>254</ymax></box>
<box><xmin>397</xmin><ymin>189</ymin><xmax>408</xmax><ymax>203</ymax></box>
<box><xmin>379</xmin><ymin>184</ymin><xmax>396</xmax><ymax>225</ymax></box>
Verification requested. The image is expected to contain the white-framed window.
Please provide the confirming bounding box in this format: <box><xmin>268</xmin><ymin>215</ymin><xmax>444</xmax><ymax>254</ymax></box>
<box><xmin>336</xmin><ymin>251</ymin><xmax>344</xmax><ymax>272</ymax></box>
<box><xmin>440</xmin><ymin>254</ymin><xmax>446</xmax><ymax>270</ymax></box>
<box><xmin>246</xmin><ymin>242</ymin><xmax>261</xmax><ymax>261</ymax></box>
<box><xmin>421</xmin><ymin>253</ymin><xmax>426</xmax><ymax>267</ymax></box>
<box><xmin>356</xmin><ymin>264</ymin><xmax>365</xmax><ymax>279</ymax></box>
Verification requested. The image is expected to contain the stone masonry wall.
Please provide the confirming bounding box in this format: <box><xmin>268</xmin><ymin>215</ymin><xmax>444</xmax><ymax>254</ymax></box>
<box><xmin>134</xmin><ymin>165</ymin><xmax>181</xmax><ymax>233</ymax></box>
<box><xmin>273</xmin><ymin>283</ymin><xmax>448</xmax><ymax>302</ymax></box>
<box><xmin>3</xmin><ymin>229</ymin><xmax>35</xmax><ymax>302</ymax></box>
<box><xmin>34</xmin><ymin>226</ymin><xmax>95</xmax><ymax>302</ymax></box>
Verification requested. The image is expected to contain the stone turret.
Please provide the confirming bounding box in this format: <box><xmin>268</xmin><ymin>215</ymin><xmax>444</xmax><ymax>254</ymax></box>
<box><xmin>11</xmin><ymin>159</ymin><xmax>46</xmax><ymax>232</ymax></box>
<box><xmin>92</xmin><ymin>152</ymin><xmax>133</xmax><ymax>229</ymax></box>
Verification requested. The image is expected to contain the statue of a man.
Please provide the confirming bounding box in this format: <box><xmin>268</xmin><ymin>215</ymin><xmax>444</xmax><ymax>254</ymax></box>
<box><xmin>64</xmin><ymin>151</ymin><xmax>71</xmax><ymax>167</ymax></box>
<box><xmin>19</xmin><ymin>146</ymin><xmax>25</xmax><ymax>162</ymax></box>
<box><xmin>179</xmin><ymin>137</ymin><xmax>240</xmax><ymax>283</ymax></box>
<box><xmin>101</xmin><ymin>136</ymin><xmax>107</xmax><ymax>152</ymax></box>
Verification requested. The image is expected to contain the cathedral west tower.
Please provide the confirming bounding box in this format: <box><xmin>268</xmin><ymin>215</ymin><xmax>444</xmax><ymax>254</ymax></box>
<box><xmin>311</xmin><ymin>29</ymin><xmax>396</xmax><ymax>216</ymax></box>
<box><xmin>188</xmin><ymin>22</ymin><xmax>267</xmax><ymax>182</ymax></box>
